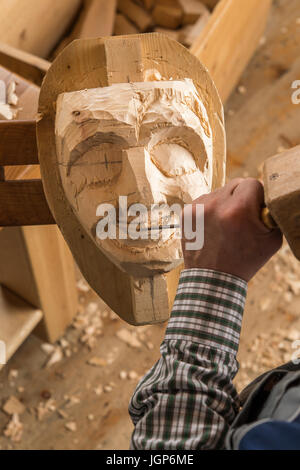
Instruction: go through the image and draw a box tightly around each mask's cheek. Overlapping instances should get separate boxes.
[61,168,117,236]
[174,171,210,204]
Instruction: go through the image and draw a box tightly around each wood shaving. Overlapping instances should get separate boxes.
[260,297,271,312]
[287,279,300,295]
[45,347,63,368]
[76,278,90,293]
[119,370,128,380]
[41,343,56,355]
[64,396,80,408]
[59,338,69,349]
[116,328,142,348]
[94,385,103,396]
[87,357,107,367]
[0,80,19,120]
[65,421,77,432]
[36,399,56,421]
[238,85,247,95]
[57,409,68,419]
[0,80,6,103]
[7,81,18,106]
[8,369,18,381]
[128,371,138,380]
[109,311,118,321]
[86,302,99,315]
[3,414,23,442]
[0,103,14,120]
[3,396,25,416]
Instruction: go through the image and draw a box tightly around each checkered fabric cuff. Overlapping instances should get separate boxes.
[165,268,247,355]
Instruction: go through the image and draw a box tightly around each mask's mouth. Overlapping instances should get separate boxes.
[95,207,181,253]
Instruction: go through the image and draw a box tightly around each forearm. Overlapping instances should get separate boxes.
[129,268,247,450]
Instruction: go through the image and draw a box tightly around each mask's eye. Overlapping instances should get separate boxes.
[67,142,123,195]
[150,143,197,177]
[148,127,209,177]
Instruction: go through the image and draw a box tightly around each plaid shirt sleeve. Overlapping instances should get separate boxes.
[129,268,247,450]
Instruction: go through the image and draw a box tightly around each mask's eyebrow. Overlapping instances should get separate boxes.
[65,132,128,176]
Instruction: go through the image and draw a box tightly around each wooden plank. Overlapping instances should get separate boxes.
[54,0,117,57]
[0,285,43,368]
[263,145,300,260]
[0,65,78,344]
[200,0,219,10]
[152,2,183,29]
[179,6,210,47]
[22,225,78,342]
[118,0,153,31]
[178,0,209,25]
[0,0,81,58]
[79,0,117,38]
[191,0,272,102]
[0,42,50,86]
[0,180,54,226]
[114,14,139,35]
[0,120,38,166]
[0,66,40,182]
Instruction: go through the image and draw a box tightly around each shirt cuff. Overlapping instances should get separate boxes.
[165,268,247,355]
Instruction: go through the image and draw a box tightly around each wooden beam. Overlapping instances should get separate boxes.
[0,65,77,344]
[118,0,153,31]
[0,180,54,226]
[79,0,117,38]
[191,0,272,102]
[0,285,43,368]
[114,14,139,35]
[0,120,38,166]
[0,42,50,86]
[54,0,117,57]
[0,0,81,58]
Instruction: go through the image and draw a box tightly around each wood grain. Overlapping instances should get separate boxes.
[37,34,225,325]
[53,0,117,58]
[0,285,42,367]
[264,145,300,260]
[0,0,81,58]
[0,42,49,86]
[191,0,272,102]
[0,65,77,343]
[0,180,54,226]
[0,120,38,166]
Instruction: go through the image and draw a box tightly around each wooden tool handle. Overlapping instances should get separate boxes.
[261,207,277,230]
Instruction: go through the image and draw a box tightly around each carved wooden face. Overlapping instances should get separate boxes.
[55,79,213,276]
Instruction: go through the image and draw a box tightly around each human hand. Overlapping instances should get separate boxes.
[181,178,283,282]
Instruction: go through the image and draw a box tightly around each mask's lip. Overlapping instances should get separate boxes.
[96,223,180,254]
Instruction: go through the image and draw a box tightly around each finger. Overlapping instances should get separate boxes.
[232,178,265,209]
[196,178,245,203]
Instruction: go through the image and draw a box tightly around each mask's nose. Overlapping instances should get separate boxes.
[119,147,164,206]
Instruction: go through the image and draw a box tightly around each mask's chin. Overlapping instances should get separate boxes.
[95,236,183,277]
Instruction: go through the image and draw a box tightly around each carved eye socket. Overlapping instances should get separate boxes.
[68,143,123,194]
[148,127,209,178]
[150,143,197,177]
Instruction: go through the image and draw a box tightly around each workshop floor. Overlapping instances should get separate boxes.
[1,0,300,450]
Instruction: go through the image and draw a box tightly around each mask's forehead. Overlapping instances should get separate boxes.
[55,79,213,168]
[56,79,208,129]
